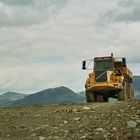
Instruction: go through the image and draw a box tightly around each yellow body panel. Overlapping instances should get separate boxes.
[86,71,124,92]
[87,82,123,92]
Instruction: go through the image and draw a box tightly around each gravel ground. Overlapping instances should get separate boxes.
[0,101,140,140]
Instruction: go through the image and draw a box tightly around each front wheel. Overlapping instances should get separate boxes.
[85,90,95,102]
[96,95,104,102]
[96,94,108,102]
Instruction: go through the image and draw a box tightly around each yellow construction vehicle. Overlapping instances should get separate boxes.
[82,53,134,102]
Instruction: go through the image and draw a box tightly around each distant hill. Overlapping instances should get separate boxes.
[133,76,140,99]
[0,92,27,107]
[11,87,85,107]
[0,92,27,101]
[77,91,85,98]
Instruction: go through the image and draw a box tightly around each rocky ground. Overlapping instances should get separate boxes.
[0,101,140,140]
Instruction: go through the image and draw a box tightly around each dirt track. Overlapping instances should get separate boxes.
[0,101,140,140]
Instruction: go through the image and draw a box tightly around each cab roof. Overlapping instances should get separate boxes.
[94,56,115,61]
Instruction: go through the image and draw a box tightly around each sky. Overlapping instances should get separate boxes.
[0,0,140,94]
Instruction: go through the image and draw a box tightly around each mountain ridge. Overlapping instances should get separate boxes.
[10,86,85,107]
[0,92,27,107]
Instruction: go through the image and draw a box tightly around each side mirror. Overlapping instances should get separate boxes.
[82,61,86,70]
[122,58,126,66]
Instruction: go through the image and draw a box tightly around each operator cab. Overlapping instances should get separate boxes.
[94,57,114,72]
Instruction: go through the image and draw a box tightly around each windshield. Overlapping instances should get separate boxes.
[94,59,114,71]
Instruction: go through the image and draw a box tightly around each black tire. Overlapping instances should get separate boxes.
[129,84,134,100]
[118,81,127,101]
[103,96,109,102]
[131,87,134,99]
[85,90,95,102]
[118,89,126,101]
[96,94,104,102]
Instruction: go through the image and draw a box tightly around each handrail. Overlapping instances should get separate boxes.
[96,71,106,80]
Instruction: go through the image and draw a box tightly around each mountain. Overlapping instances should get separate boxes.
[0,92,27,107]
[133,76,140,99]
[77,91,85,98]
[133,76,140,91]
[0,92,27,101]
[11,87,85,107]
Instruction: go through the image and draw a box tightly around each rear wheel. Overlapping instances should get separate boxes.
[130,86,134,100]
[118,89,126,101]
[118,81,127,101]
[128,83,134,101]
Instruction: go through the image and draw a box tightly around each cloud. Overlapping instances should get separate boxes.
[103,0,140,22]
[0,0,139,93]
[0,0,68,27]
[0,0,33,6]
[0,62,87,94]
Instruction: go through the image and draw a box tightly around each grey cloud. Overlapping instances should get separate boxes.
[118,0,133,7]
[0,0,68,27]
[0,0,67,6]
[103,0,140,22]
[0,0,33,6]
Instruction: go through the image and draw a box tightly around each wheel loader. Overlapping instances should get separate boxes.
[82,53,134,102]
